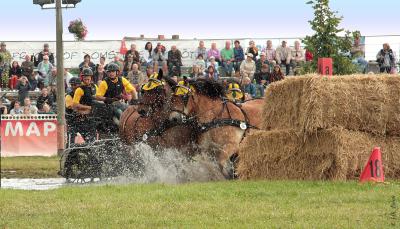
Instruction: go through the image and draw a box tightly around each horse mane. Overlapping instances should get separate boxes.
[191,79,225,99]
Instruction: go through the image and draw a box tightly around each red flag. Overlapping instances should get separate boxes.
[119,38,128,55]
[359,147,385,183]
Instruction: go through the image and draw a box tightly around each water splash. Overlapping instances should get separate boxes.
[107,142,226,184]
[1,142,226,190]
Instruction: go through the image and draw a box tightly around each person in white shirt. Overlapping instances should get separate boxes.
[276,40,292,76]
[290,41,305,75]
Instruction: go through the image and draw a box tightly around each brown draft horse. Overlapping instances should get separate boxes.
[119,71,197,153]
[169,79,264,177]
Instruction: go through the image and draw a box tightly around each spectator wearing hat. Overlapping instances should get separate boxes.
[0,42,12,89]
[256,52,270,73]
[207,43,221,64]
[221,41,235,77]
[167,45,183,76]
[246,40,258,62]
[276,40,292,76]
[233,40,245,71]
[240,53,256,80]
[36,43,55,67]
[37,55,53,89]
[290,41,305,75]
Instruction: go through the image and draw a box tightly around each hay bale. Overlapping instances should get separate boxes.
[238,129,400,180]
[262,74,400,136]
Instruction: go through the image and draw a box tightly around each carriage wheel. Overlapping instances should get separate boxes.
[63,149,100,183]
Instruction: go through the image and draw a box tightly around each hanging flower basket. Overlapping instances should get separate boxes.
[68,19,88,41]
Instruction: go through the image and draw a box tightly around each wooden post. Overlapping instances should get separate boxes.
[55,0,65,156]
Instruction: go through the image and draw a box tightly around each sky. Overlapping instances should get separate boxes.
[2,0,400,41]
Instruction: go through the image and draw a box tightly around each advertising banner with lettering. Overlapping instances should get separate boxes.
[5,39,232,68]
[0,115,57,157]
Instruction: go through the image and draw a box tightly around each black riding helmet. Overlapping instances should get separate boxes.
[107,63,120,72]
[69,77,81,85]
[81,68,94,76]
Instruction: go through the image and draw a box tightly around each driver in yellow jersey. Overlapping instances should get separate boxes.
[71,68,98,143]
[95,63,138,119]
[72,68,98,115]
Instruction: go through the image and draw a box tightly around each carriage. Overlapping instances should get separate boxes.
[58,101,143,183]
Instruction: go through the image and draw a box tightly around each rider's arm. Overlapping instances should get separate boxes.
[95,80,108,101]
[65,94,73,109]
[72,88,92,111]
[121,77,138,100]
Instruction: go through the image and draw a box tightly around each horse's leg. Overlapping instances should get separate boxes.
[214,127,245,179]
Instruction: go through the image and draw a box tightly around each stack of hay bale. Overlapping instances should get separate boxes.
[238,75,400,180]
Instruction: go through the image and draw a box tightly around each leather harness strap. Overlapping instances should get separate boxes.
[198,118,257,134]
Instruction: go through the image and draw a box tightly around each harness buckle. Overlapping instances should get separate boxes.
[142,134,148,141]
[240,122,247,130]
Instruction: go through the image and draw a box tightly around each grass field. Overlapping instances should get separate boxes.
[1,156,60,178]
[0,180,399,228]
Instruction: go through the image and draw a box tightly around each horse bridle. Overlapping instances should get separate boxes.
[181,90,257,140]
[139,85,167,117]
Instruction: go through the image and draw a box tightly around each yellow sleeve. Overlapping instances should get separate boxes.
[72,88,84,104]
[96,81,108,97]
[65,95,73,108]
[122,77,136,94]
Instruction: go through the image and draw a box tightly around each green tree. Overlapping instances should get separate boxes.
[302,0,358,75]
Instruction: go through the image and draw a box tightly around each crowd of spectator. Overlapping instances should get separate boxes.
[0,38,398,117]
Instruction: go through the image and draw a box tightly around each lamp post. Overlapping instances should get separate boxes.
[33,0,81,156]
[55,0,65,156]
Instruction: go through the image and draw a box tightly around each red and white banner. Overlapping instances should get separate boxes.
[1,115,57,157]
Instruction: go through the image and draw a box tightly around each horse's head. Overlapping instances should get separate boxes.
[169,79,225,122]
[139,69,174,118]
[119,106,156,144]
